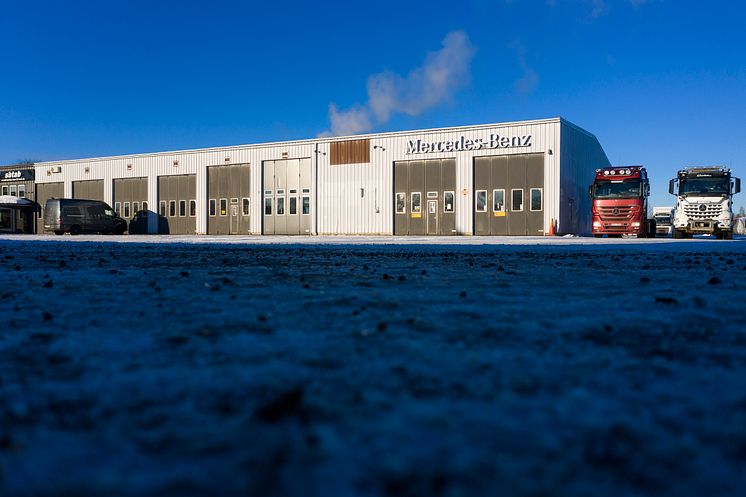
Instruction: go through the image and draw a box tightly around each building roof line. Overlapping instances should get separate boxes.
[35,117,571,166]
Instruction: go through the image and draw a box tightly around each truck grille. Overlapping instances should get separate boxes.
[683,203,723,220]
[598,205,634,221]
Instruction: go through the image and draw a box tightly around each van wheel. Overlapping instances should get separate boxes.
[114,226,126,235]
[69,225,81,236]
[54,230,64,236]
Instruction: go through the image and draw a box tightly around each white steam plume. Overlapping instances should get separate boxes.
[320,31,475,137]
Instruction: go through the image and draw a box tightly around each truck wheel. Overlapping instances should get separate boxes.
[115,226,126,235]
[673,230,684,239]
[593,234,603,238]
[69,225,81,236]
[724,231,733,240]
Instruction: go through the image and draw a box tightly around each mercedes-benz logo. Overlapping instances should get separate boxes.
[612,208,620,215]
[699,204,707,212]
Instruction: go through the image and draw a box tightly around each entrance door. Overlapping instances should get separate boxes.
[427,199,438,235]
[230,200,239,234]
[263,158,312,235]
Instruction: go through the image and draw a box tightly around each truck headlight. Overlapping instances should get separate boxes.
[632,222,640,227]
[593,221,601,227]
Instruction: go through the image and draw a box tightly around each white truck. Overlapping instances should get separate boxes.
[669,166,741,239]
[652,206,674,237]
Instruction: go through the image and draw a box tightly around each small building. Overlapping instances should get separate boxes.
[0,165,37,233]
[31,117,609,236]
[0,196,36,234]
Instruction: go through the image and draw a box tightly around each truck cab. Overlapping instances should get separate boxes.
[669,167,740,239]
[589,166,654,237]
[653,206,674,237]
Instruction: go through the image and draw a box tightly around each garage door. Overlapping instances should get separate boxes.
[474,153,544,236]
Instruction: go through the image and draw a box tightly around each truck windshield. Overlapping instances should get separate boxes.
[593,180,642,199]
[654,215,671,225]
[679,177,729,196]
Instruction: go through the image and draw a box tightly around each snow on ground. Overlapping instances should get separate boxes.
[1,236,745,496]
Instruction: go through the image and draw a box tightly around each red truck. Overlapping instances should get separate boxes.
[588,166,656,237]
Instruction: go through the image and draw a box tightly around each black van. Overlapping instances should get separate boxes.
[44,198,128,235]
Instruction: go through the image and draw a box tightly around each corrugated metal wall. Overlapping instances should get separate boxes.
[34,118,584,235]
[559,121,611,235]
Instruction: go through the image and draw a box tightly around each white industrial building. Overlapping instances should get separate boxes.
[32,117,609,236]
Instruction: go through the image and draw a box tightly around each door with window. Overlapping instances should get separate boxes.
[394,158,456,235]
[262,158,312,235]
[427,198,438,234]
[473,153,544,235]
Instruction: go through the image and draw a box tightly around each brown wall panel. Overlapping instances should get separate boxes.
[330,139,370,165]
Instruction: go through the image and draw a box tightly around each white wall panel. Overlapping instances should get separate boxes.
[559,120,611,235]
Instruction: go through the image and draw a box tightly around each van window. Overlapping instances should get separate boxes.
[62,206,82,216]
[87,204,105,218]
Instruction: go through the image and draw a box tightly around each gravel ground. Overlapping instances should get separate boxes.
[1,237,745,497]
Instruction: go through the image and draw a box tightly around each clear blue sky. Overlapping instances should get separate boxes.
[1,0,745,210]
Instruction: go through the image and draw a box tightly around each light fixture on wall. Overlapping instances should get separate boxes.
[547,149,553,155]
[173,160,179,167]
[224,157,231,163]
[84,167,90,174]
[373,145,386,151]
[127,164,133,171]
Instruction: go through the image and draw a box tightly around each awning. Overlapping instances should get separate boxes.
[0,195,35,207]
